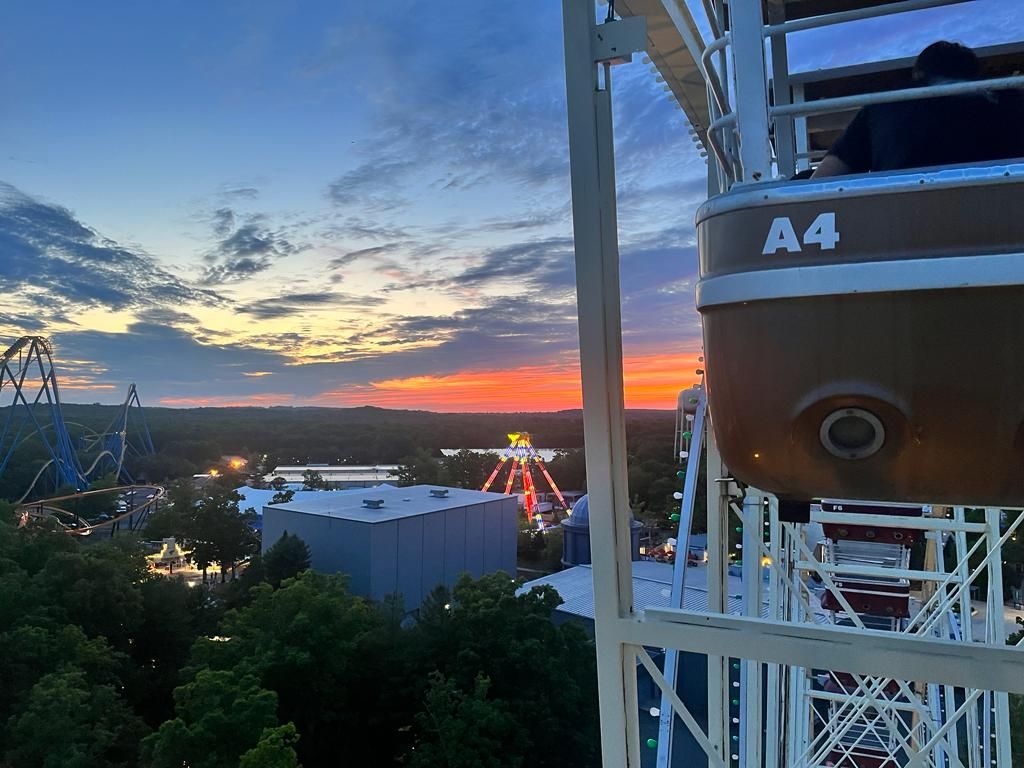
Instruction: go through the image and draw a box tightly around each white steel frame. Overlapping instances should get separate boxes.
[561,1,1024,766]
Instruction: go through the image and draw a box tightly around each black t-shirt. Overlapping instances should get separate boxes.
[829,89,1024,173]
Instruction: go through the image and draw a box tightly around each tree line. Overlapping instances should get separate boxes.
[0,502,600,767]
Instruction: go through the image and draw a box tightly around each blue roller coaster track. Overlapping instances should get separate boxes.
[0,336,155,500]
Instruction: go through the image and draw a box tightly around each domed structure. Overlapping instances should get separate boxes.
[561,494,642,566]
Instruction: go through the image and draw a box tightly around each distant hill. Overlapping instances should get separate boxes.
[53,403,675,466]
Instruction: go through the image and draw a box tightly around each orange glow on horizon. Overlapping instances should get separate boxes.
[155,351,702,411]
[317,350,702,411]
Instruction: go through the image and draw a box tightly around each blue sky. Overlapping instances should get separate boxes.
[0,0,1020,410]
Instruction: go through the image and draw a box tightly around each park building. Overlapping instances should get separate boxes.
[264,464,400,488]
[260,484,517,611]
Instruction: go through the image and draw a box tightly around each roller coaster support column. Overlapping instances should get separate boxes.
[562,1,646,764]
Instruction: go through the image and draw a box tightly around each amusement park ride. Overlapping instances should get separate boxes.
[0,336,160,533]
[481,432,571,526]
[560,1,1024,767]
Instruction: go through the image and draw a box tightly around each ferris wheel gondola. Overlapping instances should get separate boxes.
[697,161,1024,505]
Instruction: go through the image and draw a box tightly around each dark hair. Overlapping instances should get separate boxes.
[913,41,979,82]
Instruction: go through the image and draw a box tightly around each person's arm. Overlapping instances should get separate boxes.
[810,153,853,178]
[811,107,872,178]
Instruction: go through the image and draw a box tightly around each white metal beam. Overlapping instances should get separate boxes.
[561,1,646,764]
[630,611,1024,694]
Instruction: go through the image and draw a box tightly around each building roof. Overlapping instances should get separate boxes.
[520,561,750,620]
[519,561,831,624]
[234,485,395,516]
[271,465,401,472]
[265,484,515,523]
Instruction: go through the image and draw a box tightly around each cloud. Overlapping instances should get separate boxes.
[312,4,575,219]
[327,243,402,271]
[210,207,236,237]
[457,238,575,289]
[52,323,292,398]
[326,158,417,211]
[200,214,304,284]
[219,186,260,201]
[236,291,386,320]
[134,307,198,326]
[0,182,216,316]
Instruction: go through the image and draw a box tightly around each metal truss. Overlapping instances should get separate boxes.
[560,2,1024,766]
[0,337,155,500]
[0,336,86,494]
[81,382,156,483]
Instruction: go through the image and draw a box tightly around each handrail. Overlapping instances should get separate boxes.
[662,0,730,118]
[700,0,721,40]
[763,0,968,37]
[773,74,1024,118]
[709,111,736,132]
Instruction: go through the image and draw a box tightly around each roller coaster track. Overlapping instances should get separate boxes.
[0,337,155,500]
[0,336,84,490]
[16,484,166,537]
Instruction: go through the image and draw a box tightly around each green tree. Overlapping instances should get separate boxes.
[397,448,446,486]
[301,470,327,490]
[409,672,523,768]
[0,497,16,526]
[4,669,148,768]
[441,450,499,490]
[270,476,289,492]
[35,541,148,651]
[128,451,197,484]
[517,530,546,564]
[129,576,222,725]
[546,449,586,492]
[141,670,281,768]
[270,489,295,504]
[183,487,256,582]
[187,572,410,766]
[167,477,196,511]
[262,532,311,588]
[239,723,301,768]
[1011,693,1024,765]
[0,624,126,728]
[409,573,600,767]
[145,478,196,539]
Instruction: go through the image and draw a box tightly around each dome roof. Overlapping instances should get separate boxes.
[566,494,590,525]
[563,495,640,528]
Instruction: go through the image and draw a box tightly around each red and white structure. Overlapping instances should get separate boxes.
[480,432,571,526]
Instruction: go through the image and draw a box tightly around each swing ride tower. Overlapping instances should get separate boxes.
[481,432,571,525]
[560,0,1024,766]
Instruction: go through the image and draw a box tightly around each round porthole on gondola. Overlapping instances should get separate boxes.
[819,408,886,460]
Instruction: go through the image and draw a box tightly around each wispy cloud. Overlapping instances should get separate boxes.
[0,182,217,314]
[200,212,304,284]
[236,291,386,320]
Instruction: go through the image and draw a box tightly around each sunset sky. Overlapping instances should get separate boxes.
[0,1,1020,411]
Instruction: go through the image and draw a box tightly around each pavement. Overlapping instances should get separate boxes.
[969,599,1024,640]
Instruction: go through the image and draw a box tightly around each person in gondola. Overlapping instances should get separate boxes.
[812,41,1024,177]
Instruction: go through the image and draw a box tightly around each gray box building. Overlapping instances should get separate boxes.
[261,485,518,609]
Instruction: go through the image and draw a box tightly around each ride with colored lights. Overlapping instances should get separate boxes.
[480,432,570,527]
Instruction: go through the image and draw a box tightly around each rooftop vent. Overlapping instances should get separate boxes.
[362,498,385,509]
[428,488,450,498]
